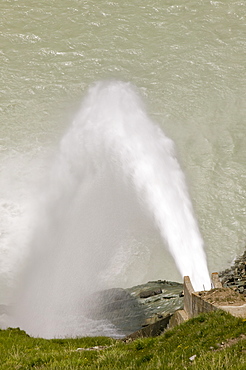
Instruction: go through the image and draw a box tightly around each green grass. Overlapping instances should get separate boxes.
[0,310,245,369]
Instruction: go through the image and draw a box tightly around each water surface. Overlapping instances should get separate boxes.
[1,0,246,305]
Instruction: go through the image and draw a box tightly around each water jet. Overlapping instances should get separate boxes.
[9,80,211,338]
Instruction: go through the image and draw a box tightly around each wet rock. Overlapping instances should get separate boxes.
[84,280,184,337]
[139,289,162,298]
[84,288,145,335]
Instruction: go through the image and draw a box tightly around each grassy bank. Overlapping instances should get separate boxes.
[0,310,245,369]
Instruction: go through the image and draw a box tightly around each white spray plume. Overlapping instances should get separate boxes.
[9,80,210,338]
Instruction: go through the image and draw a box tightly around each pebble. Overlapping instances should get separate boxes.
[189,354,197,361]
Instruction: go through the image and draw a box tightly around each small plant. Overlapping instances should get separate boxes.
[135,340,145,350]
[140,354,153,363]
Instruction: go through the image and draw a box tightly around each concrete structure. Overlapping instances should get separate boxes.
[169,272,246,329]
[125,272,246,338]
[126,314,172,340]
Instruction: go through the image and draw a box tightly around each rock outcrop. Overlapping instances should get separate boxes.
[219,250,246,296]
[85,280,184,337]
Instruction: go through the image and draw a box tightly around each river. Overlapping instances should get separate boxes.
[0,0,245,307]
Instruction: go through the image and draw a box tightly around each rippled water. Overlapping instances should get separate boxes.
[0,0,246,306]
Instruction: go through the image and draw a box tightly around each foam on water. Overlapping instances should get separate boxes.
[7,80,210,338]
